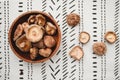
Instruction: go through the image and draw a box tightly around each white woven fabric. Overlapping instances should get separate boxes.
[0,0,120,80]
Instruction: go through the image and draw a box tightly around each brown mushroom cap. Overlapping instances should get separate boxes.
[45,22,57,35]
[105,31,117,44]
[93,42,107,56]
[79,32,90,44]
[66,13,80,26]
[16,34,31,52]
[32,39,46,49]
[30,47,38,60]
[26,24,44,43]
[22,22,29,33]
[35,14,46,26]
[44,36,56,48]
[14,24,23,41]
[69,46,84,60]
[28,15,36,24]
[39,48,52,57]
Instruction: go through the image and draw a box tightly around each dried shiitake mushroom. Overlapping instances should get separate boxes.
[39,48,52,57]
[44,36,56,48]
[22,22,29,33]
[69,46,84,60]
[79,32,90,44]
[26,24,44,43]
[105,31,117,44]
[16,34,31,52]
[45,22,57,35]
[35,14,46,26]
[14,24,23,41]
[33,39,46,49]
[66,13,80,26]
[30,47,38,60]
[28,15,36,24]
[93,42,107,56]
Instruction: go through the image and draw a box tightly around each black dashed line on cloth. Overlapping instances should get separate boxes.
[4,1,7,79]
[54,69,60,76]
[51,0,55,5]
[41,0,47,79]
[79,0,84,79]
[92,0,98,79]
[56,50,61,55]
[18,2,23,12]
[51,73,56,79]
[114,0,120,79]
[7,1,10,79]
[78,0,81,79]
[0,1,2,78]
[61,5,68,78]
[18,1,24,80]
[103,0,107,79]
[49,6,53,11]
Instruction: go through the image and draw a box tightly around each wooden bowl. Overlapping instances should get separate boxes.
[8,11,61,63]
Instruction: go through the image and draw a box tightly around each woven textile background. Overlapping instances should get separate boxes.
[0,0,120,80]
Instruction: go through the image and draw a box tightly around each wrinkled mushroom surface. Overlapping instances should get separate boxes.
[30,47,38,60]
[93,42,107,56]
[35,14,46,26]
[26,24,44,43]
[14,24,23,41]
[79,32,90,44]
[44,36,56,48]
[16,34,31,52]
[105,31,117,44]
[69,46,84,60]
[45,22,57,35]
[39,48,52,57]
[67,13,80,26]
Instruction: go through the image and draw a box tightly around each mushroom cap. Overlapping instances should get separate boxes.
[79,32,90,44]
[39,48,52,57]
[105,31,117,44]
[28,15,36,24]
[16,34,31,52]
[26,24,44,43]
[14,24,23,41]
[45,22,57,35]
[22,22,30,33]
[30,47,38,60]
[93,42,107,56]
[35,14,46,26]
[66,13,80,26]
[32,39,46,49]
[44,36,56,48]
[69,46,84,60]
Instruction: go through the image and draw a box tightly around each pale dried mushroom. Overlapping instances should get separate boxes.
[79,32,90,44]
[67,13,80,26]
[69,46,84,60]
[26,24,44,43]
[45,22,57,35]
[33,39,46,49]
[39,48,52,57]
[16,34,31,52]
[30,47,38,60]
[93,42,107,56]
[22,22,29,33]
[14,24,23,41]
[35,14,46,26]
[44,36,56,48]
[28,15,36,24]
[105,31,117,44]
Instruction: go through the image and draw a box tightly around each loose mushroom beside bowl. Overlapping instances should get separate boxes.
[9,11,61,63]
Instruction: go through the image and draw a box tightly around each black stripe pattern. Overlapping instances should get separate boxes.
[114,0,120,80]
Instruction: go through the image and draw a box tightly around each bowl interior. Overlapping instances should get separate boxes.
[9,11,61,63]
